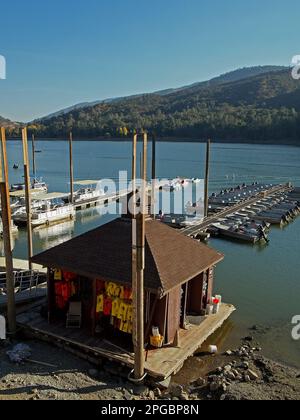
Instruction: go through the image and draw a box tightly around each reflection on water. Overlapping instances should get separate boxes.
[173,320,235,384]
[34,220,75,251]
[0,235,17,257]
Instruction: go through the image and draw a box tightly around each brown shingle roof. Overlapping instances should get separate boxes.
[32,218,224,296]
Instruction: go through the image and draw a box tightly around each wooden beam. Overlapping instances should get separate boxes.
[32,134,36,180]
[134,132,147,380]
[22,127,33,270]
[204,139,211,217]
[132,133,138,351]
[145,296,159,341]
[0,127,16,335]
[151,134,156,219]
[69,132,74,204]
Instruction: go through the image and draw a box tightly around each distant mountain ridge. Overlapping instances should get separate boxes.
[2,65,300,145]
[0,115,19,132]
[37,65,287,120]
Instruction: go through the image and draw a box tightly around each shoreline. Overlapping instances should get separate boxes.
[1,333,299,401]
[6,137,300,147]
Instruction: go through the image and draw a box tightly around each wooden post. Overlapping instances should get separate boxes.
[0,127,16,335]
[32,134,36,180]
[132,133,138,355]
[204,139,211,217]
[22,128,33,270]
[151,134,156,219]
[69,132,74,204]
[134,132,147,380]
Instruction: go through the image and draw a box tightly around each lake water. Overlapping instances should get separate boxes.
[4,140,300,369]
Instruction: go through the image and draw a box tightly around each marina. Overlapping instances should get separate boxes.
[179,183,299,243]
[1,138,300,378]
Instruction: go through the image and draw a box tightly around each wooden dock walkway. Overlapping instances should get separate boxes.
[73,189,129,211]
[0,286,47,309]
[0,257,47,273]
[16,303,235,380]
[181,184,292,237]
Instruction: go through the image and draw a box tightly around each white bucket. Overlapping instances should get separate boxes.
[213,303,220,314]
[209,345,218,354]
[152,327,160,337]
[206,305,214,315]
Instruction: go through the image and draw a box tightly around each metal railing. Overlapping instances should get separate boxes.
[0,270,46,300]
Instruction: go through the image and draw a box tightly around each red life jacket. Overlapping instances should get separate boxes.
[63,271,77,282]
[103,297,112,316]
[55,282,62,296]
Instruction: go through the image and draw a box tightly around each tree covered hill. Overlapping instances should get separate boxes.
[4,66,300,145]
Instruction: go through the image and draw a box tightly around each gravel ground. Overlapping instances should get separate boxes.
[0,339,131,400]
[1,336,300,401]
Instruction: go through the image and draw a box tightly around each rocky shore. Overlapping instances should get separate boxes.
[1,336,299,401]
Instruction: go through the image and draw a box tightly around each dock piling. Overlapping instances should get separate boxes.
[69,132,74,204]
[0,127,17,335]
[204,139,211,218]
[22,127,33,270]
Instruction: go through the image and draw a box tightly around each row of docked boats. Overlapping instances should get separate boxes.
[208,182,278,212]
[4,178,126,229]
[5,179,106,229]
[206,188,300,244]
[159,177,201,192]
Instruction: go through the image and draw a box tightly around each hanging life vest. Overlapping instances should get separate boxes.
[54,269,62,281]
[96,294,104,313]
[111,299,120,317]
[103,297,112,316]
[126,305,133,323]
[117,302,128,322]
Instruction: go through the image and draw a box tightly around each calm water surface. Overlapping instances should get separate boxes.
[4,140,300,368]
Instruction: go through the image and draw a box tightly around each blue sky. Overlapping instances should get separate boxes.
[0,0,299,122]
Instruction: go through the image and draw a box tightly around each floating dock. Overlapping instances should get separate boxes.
[16,303,235,380]
[73,189,129,211]
[181,183,296,238]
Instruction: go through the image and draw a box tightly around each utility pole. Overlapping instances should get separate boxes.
[32,134,36,180]
[22,128,33,270]
[131,132,147,381]
[204,139,211,218]
[0,127,16,335]
[69,132,74,204]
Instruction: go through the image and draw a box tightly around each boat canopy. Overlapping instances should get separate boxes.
[10,189,45,198]
[32,192,69,201]
[73,180,100,186]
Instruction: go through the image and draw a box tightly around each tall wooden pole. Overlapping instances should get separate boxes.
[134,132,147,380]
[22,128,33,270]
[151,134,156,219]
[69,132,74,204]
[32,134,36,180]
[131,133,138,372]
[0,127,16,335]
[204,139,211,218]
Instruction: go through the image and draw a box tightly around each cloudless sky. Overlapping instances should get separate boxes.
[0,0,299,121]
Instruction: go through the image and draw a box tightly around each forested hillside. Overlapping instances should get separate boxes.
[4,66,300,145]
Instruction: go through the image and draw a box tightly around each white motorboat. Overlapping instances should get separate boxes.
[14,203,75,228]
[10,177,48,193]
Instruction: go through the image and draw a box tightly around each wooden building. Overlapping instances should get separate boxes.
[31,216,223,344]
[16,215,235,379]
